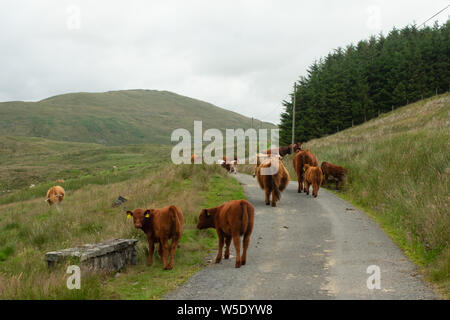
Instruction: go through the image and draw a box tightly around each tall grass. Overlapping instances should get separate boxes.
[0,163,245,299]
[303,94,449,297]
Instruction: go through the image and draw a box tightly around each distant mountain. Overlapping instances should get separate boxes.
[0,90,275,145]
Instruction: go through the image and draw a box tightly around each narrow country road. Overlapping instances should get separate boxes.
[165,173,438,300]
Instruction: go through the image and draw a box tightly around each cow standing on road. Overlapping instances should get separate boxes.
[256,157,290,207]
[303,164,323,198]
[293,149,318,193]
[197,200,254,268]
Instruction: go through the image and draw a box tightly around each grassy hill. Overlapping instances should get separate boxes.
[289,93,449,297]
[0,135,172,198]
[0,90,275,146]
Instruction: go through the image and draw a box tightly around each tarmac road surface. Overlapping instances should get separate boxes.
[165,173,438,300]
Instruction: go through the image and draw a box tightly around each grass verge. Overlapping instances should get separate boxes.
[0,163,245,299]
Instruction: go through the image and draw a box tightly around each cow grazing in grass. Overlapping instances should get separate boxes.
[293,149,319,193]
[56,179,65,183]
[45,186,65,205]
[321,161,347,190]
[256,157,290,207]
[303,164,323,197]
[218,156,238,174]
[126,205,184,270]
[197,200,254,268]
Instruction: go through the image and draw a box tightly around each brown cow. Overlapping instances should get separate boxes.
[262,144,292,157]
[126,205,184,270]
[303,164,323,197]
[45,186,65,205]
[56,179,65,183]
[197,200,254,268]
[293,142,303,152]
[293,149,319,193]
[256,158,290,207]
[252,153,282,178]
[321,161,347,189]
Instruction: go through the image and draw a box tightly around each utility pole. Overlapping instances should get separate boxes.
[251,117,253,129]
[291,82,296,153]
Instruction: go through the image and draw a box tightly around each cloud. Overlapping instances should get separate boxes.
[0,0,448,123]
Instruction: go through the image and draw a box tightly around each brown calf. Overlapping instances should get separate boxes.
[256,158,290,207]
[45,186,65,205]
[293,149,319,193]
[321,161,347,189]
[303,164,323,197]
[197,200,254,268]
[126,205,184,270]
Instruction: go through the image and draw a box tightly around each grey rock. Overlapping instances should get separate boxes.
[45,238,138,272]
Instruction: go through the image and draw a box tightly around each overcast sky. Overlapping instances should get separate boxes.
[0,1,448,124]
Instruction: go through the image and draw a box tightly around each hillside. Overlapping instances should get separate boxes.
[300,94,449,296]
[0,135,172,200]
[0,90,275,145]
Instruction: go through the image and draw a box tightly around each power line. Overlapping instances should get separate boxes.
[419,4,449,28]
[256,105,282,121]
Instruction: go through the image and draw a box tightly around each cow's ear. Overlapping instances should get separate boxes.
[144,209,151,218]
[126,211,133,219]
[202,209,209,216]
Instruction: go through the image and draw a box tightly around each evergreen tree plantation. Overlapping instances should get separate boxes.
[280,22,450,143]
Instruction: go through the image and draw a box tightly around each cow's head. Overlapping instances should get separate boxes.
[126,208,151,229]
[197,208,215,229]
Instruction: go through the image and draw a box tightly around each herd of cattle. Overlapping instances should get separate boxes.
[43,143,346,270]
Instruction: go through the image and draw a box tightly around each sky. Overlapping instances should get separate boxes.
[0,1,448,124]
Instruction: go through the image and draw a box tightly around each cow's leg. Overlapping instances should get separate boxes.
[224,236,232,259]
[297,175,303,193]
[161,237,170,270]
[147,239,155,266]
[215,230,225,263]
[271,188,277,207]
[158,240,163,257]
[232,234,242,268]
[241,234,250,266]
[335,179,339,190]
[304,182,310,195]
[324,174,328,188]
[265,188,270,206]
[167,236,180,270]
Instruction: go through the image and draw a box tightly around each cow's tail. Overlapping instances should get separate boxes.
[240,201,249,235]
[168,205,182,235]
[271,173,281,202]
